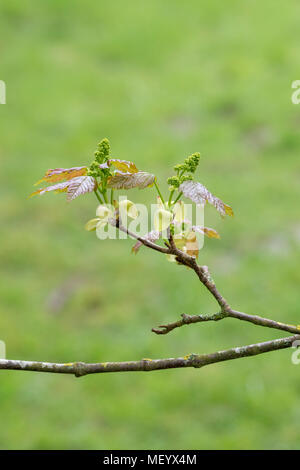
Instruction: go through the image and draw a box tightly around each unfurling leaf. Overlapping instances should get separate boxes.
[96,204,114,221]
[154,208,173,232]
[29,180,72,197]
[132,230,160,254]
[222,204,234,217]
[185,231,199,258]
[86,205,116,233]
[179,180,234,217]
[35,166,87,185]
[192,226,220,239]
[173,235,186,250]
[107,171,155,190]
[109,159,138,174]
[30,176,96,200]
[85,218,100,232]
[118,199,139,219]
[132,241,142,254]
[67,176,97,201]
[173,201,186,225]
[173,231,199,257]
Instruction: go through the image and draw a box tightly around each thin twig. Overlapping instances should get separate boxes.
[152,239,300,337]
[117,221,170,255]
[153,310,300,336]
[227,308,300,335]
[152,312,227,335]
[0,335,298,376]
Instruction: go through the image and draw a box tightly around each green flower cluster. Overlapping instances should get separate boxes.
[167,152,201,192]
[95,138,110,163]
[87,138,111,178]
[167,174,192,190]
[182,152,201,173]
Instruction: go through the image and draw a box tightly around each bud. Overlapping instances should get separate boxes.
[173,201,185,224]
[96,204,114,227]
[118,199,139,220]
[85,218,100,232]
[154,208,173,232]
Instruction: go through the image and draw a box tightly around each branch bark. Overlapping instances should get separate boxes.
[152,311,227,335]
[0,335,298,377]
[153,235,300,337]
[152,310,300,336]
[2,221,298,376]
[116,221,169,254]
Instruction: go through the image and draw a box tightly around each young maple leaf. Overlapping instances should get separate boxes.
[107,171,155,190]
[109,159,138,174]
[179,180,234,217]
[35,167,88,185]
[30,176,96,201]
[191,226,220,239]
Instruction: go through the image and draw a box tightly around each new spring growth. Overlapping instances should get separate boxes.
[95,138,110,163]
[87,138,111,178]
[31,138,233,259]
[22,138,299,378]
[167,152,201,192]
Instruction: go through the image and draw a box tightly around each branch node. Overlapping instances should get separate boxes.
[181,313,191,323]
[142,358,154,371]
[74,362,87,377]
[185,353,202,368]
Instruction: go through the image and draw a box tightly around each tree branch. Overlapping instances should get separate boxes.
[0,335,298,376]
[152,237,300,337]
[227,308,300,335]
[152,309,300,336]
[4,222,296,377]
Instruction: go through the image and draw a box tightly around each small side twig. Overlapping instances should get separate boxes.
[152,240,300,337]
[153,309,300,336]
[152,311,227,335]
[117,221,170,255]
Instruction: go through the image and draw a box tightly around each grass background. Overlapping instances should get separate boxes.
[0,0,300,449]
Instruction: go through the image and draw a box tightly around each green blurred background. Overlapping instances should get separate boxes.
[0,0,300,450]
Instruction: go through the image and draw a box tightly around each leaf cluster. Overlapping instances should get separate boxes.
[30,138,233,259]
